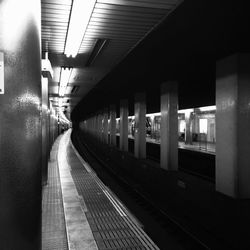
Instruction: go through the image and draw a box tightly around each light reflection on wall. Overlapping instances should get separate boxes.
[13,91,40,110]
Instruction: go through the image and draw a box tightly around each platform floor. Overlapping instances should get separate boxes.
[42,135,68,250]
[126,134,215,155]
[42,130,160,250]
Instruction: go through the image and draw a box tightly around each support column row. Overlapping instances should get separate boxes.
[81,53,250,199]
[82,85,179,172]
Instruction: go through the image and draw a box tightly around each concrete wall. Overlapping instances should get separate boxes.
[0,0,42,248]
[42,77,49,185]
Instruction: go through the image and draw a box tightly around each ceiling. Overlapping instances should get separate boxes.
[41,0,183,118]
[70,0,244,122]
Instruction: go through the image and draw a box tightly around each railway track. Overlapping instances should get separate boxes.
[72,132,212,250]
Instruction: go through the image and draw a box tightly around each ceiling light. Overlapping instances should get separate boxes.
[59,67,72,97]
[64,0,96,57]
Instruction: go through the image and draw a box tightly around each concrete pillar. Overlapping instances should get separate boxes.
[91,118,93,134]
[89,118,91,134]
[94,115,98,137]
[89,117,91,133]
[88,118,90,133]
[49,103,54,148]
[89,117,92,134]
[91,117,94,134]
[160,82,178,170]
[85,119,87,132]
[216,54,250,198]
[0,0,42,248]
[193,108,200,136]
[185,110,193,144]
[95,115,97,136]
[97,113,102,140]
[50,108,56,145]
[86,119,89,133]
[100,112,104,142]
[84,119,87,131]
[110,104,116,146]
[103,108,109,144]
[42,76,49,185]
[120,99,128,151]
[134,93,146,158]
[56,116,58,135]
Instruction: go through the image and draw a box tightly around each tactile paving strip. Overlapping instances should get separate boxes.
[42,139,68,250]
[68,143,159,250]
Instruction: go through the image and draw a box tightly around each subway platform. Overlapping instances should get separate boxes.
[42,129,159,250]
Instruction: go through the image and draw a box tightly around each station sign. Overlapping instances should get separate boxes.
[0,52,4,94]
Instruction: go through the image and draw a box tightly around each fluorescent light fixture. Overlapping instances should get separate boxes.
[199,105,216,112]
[64,0,96,57]
[59,67,72,97]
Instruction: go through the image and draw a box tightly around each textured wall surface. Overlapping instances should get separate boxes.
[0,0,42,249]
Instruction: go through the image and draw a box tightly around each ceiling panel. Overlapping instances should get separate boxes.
[41,0,183,118]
